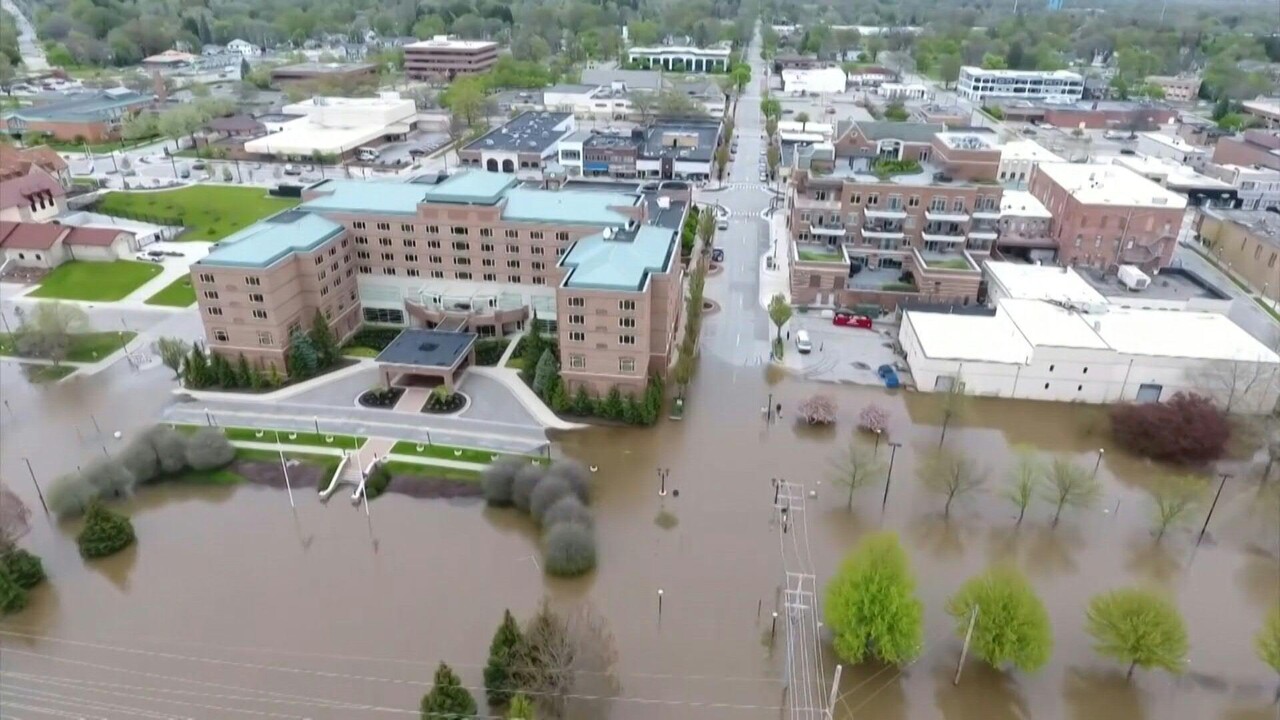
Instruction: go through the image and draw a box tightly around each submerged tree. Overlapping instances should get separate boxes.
[1257,603,1280,681]
[485,610,524,707]
[917,447,986,518]
[824,531,923,665]
[1085,588,1188,679]
[419,662,476,720]
[1005,448,1042,526]
[1149,475,1205,542]
[1043,458,1101,527]
[946,566,1053,673]
[830,437,883,511]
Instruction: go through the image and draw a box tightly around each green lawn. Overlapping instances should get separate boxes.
[798,249,844,263]
[39,136,159,154]
[144,276,196,307]
[1,331,136,362]
[28,261,163,301]
[219,427,365,448]
[390,441,503,465]
[20,364,76,384]
[95,185,301,242]
[342,346,380,358]
[926,259,972,270]
[383,460,481,482]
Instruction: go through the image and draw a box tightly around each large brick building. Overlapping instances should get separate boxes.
[191,172,687,396]
[404,36,499,81]
[2,89,153,143]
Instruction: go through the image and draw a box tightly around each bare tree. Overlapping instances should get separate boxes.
[0,486,31,551]
[917,448,986,518]
[1150,475,1205,542]
[937,376,969,447]
[1005,447,1043,526]
[1197,355,1280,414]
[830,438,883,511]
[152,337,189,380]
[518,599,619,717]
[13,302,88,366]
[1042,458,1101,527]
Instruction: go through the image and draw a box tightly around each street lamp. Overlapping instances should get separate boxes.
[657,467,670,497]
[1197,472,1232,545]
[882,442,903,510]
[1091,447,1105,482]
[204,407,213,426]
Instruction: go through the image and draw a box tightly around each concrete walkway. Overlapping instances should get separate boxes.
[467,366,585,431]
[760,208,791,309]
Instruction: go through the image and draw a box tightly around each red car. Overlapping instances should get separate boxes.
[832,313,873,329]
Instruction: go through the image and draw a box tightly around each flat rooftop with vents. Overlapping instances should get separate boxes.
[1034,162,1188,209]
[375,328,477,391]
[463,111,575,154]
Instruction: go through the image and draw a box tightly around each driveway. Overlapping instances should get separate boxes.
[784,313,900,385]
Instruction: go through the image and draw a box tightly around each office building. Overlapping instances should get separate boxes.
[626,45,731,73]
[1201,163,1280,211]
[556,120,722,181]
[1195,207,1280,304]
[404,36,499,81]
[2,88,152,142]
[955,67,1084,104]
[1144,75,1202,103]
[1212,129,1280,171]
[1241,98,1280,129]
[242,93,417,159]
[190,172,688,397]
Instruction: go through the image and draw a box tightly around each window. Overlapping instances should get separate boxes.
[557,246,568,257]
[569,354,585,369]
[556,231,569,241]
[431,270,445,279]
[249,293,264,303]
[952,198,965,213]
[507,259,521,269]
[508,275,521,283]
[429,255,443,264]
[203,290,219,300]
[480,228,494,237]
[619,357,636,373]
[401,223,414,233]
[452,241,470,252]
[198,273,214,283]
[405,254,418,263]
[352,221,366,230]
[482,258,495,267]
[619,299,636,311]
[457,271,472,280]
[383,267,397,276]
[450,226,468,236]
[532,277,546,285]
[483,273,497,281]
[506,243,520,254]
[355,236,368,245]
[529,231,544,240]
[424,225,439,234]
[619,334,636,345]
[359,265,372,274]
[378,238,392,247]
[850,193,861,204]
[245,276,261,286]
[363,307,405,324]
[376,222,390,231]
[867,193,879,206]
[252,309,268,320]
[315,255,324,265]
[531,246,545,256]
[403,239,416,248]
[569,314,585,325]
[341,239,349,248]
[569,331,585,342]
[481,243,495,253]
[908,195,920,208]
[331,261,339,271]
[381,252,395,261]
[568,297,585,307]
[357,250,371,260]
[427,240,441,249]
[619,317,636,328]
[531,261,545,271]
[407,268,420,277]
[505,229,519,239]
[258,331,273,346]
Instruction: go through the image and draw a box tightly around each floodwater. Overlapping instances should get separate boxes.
[1,348,1278,720]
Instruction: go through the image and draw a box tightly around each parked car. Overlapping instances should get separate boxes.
[795,330,813,354]
[178,167,190,179]
[135,250,165,263]
[832,312,873,329]
[711,247,725,262]
[283,164,301,175]
[192,161,206,170]
[716,219,728,231]
[877,364,901,389]
[1118,148,1136,155]
[408,147,428,157]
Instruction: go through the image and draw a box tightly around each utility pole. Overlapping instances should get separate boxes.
[23,458,48,515]
[824,665,843,719]
[954,604,979,684]
[275,430,294,508]
[1197,472,1231,545]
[882,442,902,510]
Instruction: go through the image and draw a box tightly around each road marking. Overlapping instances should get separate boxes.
[736,332,741,348]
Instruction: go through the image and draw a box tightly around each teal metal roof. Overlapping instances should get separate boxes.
[198,210,344,268]
[501,188,638,226]
[3,90,151,123]
[560,225,676,291]
[300,180,429,215]
[422,172,518,204]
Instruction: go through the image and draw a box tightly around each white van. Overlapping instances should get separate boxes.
[357,146,380,161]
[795,330,812,354]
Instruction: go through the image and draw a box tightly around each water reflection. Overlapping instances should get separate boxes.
[1063,667,1148,720]
[931,662,1032,720]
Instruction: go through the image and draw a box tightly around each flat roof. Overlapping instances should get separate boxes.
[4,89,150,122]
[961,66,1082,80]
[983,261,1105,304]
[1203,207,1280,250]
[1035,162,1188,209]
[1000,299,1110,349]
[271,62,376,75]
[628,45,731,56]
[853,121,943,143]
[905,310,1033,365]
[302,180,430,215]
[1076,266,1228,302]
[464,111,574,154]
[641,120,720,162]
[999,139,1063,163]
[375,329,476,368]
[936,131,998,150]
[1094,308,1279,362]
[560,225,676,291]
[199,210,344,268]
[404,36,496,50]
[1000,189,1052,219]
[502,187,637,225]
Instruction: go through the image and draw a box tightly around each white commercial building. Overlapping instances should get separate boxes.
[542,83,634,120]
[878,83,928,100]
[780,67,847,95]
[900,297,1280,412]
[226,39,260,57]
[777,120,835,142]
[1203,163,1280,211]
[1135,132,1206,168]
[998,139,1064,186]
[956,67,1084,104]
[627,45,730,72]
[243,93,416,158]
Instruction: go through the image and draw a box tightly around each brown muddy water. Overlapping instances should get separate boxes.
[0,356,1277,720]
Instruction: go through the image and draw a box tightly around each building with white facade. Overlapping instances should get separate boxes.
[780,67,847,95]
[1135,132,1206,168]
[242,93,416,158]
[627,45,730,72]
[998,139,1064,187]
[900,296,1279,412]
[226,39,260,57]
[878,83,928,100]
[1202,163,1280,211]
[956,67,1084,104]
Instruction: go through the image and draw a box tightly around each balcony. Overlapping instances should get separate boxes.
[968,229,999,242]
[809,223,846,237]
[922,232,966,244]
[794,194,841,211]
[912,247,979,272]
[864,207,907,220]
[971,208,1001,220]
[925,209,970,223]
[792,240,850,266]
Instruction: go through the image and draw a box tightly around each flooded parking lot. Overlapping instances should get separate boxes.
[1,325,1278,719]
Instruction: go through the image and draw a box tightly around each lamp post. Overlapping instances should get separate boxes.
[203,407,213,427]
[657,467,670,497]
[274,430,295,508]
[23,458,48,515]
[1197,472,1232,545]
[882,442,902,510]
[1091,447,1105,482]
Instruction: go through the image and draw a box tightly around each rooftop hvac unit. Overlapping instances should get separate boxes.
[1117,264,1150,291]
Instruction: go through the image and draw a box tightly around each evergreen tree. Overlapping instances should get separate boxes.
[268,364,283,388]
[484,610,523,706]
[308,310,339,368]
[420,662,477,720]
[235,354,253,388]
[601,387,624,420]
[212,353,237,387]
[286,330,320,379]
[520,317,545,384]
[506,694,534,719]
[622,395,644,425]
[547,378,569,413]
[0,567,27,615]
[184,343,210,388]
[532,348,557,398]
[571,385,592,416]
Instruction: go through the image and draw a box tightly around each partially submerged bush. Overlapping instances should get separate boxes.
[546,459,590,505]
[185,428,236,471]
[529,475,573,524]
[0,549,45,589]
[543,495,594,529]
[543,522,597,577]
[82,459,137,500]
[364,462,391,499]
[1111,392,1229,465]
[146,425,191,475]
[799,394,837,425]
[511,463,546,513]
[46,472,98,519]
[76,503,136,559]
[0,568,27,615]
[119,436,160,483]
[857,404,889,434]
[481,457,524,507]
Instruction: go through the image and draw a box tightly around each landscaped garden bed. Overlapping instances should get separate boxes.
[359,386,405,408]
[421,387,467,414]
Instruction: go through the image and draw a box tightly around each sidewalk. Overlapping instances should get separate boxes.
[467,366,586,431]
[759,207,791,309]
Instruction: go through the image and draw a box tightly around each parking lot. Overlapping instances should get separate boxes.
[784,310,904,386]
[369,130,450,167]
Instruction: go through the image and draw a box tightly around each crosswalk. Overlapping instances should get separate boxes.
[720,181,770,191]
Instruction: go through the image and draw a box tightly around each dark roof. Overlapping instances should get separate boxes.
[207,114,264,133]
[463,111,575,154]
[64,225,132,246]
[641,120,721,163]
[375,329,476,368]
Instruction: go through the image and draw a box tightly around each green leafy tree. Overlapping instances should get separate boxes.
[767,294,792,345]
[0,567,27,615]
[1006,448,1042,525]
[831,438,883,511]
[532,348,557,398]
[212,352,236,387]
[152,337,189,379]
[1086,588,1188,679]
[946,566,1053,673]
[285,330,320,379]
[622,395,644,425]
[824,531,923,665]
[1043,458,1101,527]
[1150,475,1204,541]
[507,693,535,719]
[485,610,524,706]
[420,662,477,719]
[917,448,986,518]
[76,502,136,559]
[765,145,780,177]
[1257,604,1280,678]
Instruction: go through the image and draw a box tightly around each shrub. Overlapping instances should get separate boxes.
[185,428,235,470]
[46,472,98,518]
[349,326,402,351]
[364,462,391,499]
[120,436,160,483]
[857,404,889,433]
[0,568,27,615]
[1111,392,1229,465]
[543,495,594,529]
[546,459,590,505]
[146,425,190,475]
[82,459,137,499]
[543,522,597,577]
[529,475,572,524]
[76,503,136,559]
[799,394,837,425]
[511,463,546,512]
[481,457,524,506]
[0,549,46,589]
[474,338,509,366]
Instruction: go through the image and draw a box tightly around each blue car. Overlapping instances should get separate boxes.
[877,364,901,389]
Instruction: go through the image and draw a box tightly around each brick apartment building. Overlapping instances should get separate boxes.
[1026,162,1186,271]
[191,172,687,396]
[404,36,499,81]
[1144,75,1202,103]
[1212,128,1280,171]
[787,123,1005,310]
